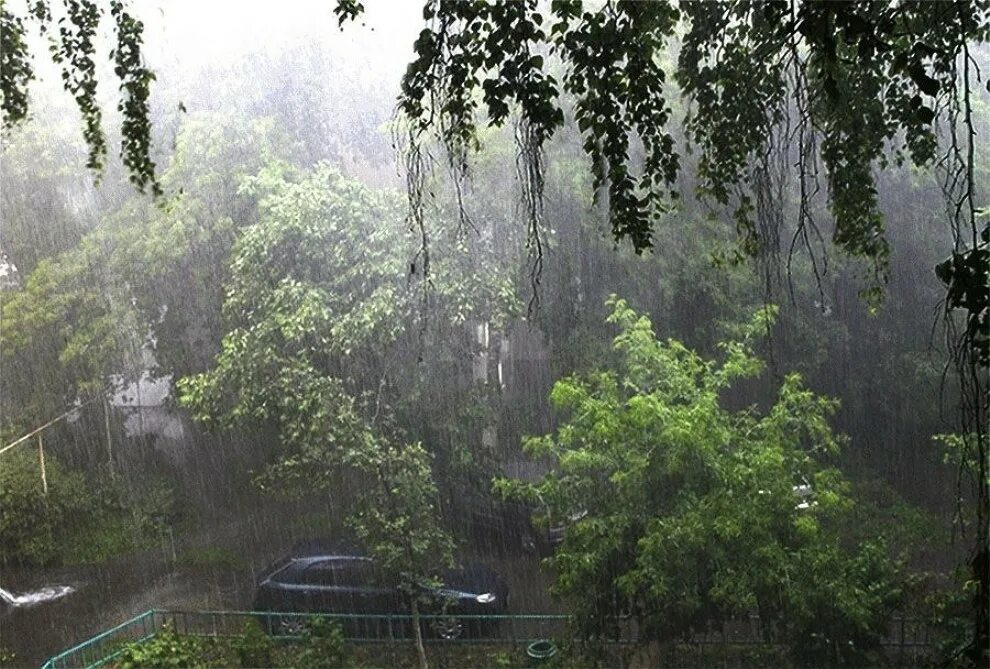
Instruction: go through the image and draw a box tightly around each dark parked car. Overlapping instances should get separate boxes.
[252,539,508,639]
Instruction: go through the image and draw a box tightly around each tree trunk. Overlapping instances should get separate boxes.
[411,598,429,669]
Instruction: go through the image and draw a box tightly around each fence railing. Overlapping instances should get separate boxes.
[40,609,158,669]
[40,609,934,669]
[39,609,571,669]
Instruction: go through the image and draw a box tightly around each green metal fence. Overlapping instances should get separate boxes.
[39,610,572,669]
[40,610,159,669]
[40,610,934,669]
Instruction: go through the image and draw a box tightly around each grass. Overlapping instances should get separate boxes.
[60,517,160,565]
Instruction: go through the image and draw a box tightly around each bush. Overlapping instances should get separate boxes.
[927,571,977,667]
[0,450,92,565]
[782,539,904,666]
[126,477,178,535]
[294,618,349,669]
[0,450,178,566]
[115,624,203,669]
[54,476,178,565]
[230,621,274,668]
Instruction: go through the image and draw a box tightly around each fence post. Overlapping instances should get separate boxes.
[38,433,48,495]
[899,617,905,667]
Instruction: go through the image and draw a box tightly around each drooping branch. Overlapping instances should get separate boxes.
[0,0,160,195]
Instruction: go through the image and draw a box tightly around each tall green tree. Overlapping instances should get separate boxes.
[177,164,464,669]
[0,112,291,436]
[353,4,988,653]
[498,298,904,665]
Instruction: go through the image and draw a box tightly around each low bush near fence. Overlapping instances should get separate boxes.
[115,625,202,669]
[108,620,533,669]
[96,622,882,669]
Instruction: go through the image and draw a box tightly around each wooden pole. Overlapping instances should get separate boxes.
[104,397,114,480]
[0,395,100,455]
[38,433,48,495]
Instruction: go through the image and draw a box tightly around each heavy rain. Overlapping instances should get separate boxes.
[0,1,987,668]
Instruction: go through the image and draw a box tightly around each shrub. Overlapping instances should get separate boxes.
[0,450,179,566]
[230,621,274,668]
[294,617,349,669]
[115,624,203,669]
[927,571,977,668]
[0,450,92,566]
[128,477,178,535]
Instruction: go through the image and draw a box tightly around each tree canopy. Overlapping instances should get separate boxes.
[352,2,988,279]
[498,298,904,665]
[177,164,458,669]
[2,1,985,372]
[3,0,984,418]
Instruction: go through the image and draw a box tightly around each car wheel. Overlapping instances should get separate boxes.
[430,615,464,640]
[271,615,307,637]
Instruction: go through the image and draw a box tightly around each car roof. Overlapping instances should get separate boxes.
[290,537,366,559]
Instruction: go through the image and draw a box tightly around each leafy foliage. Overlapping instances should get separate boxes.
[936,223,990,367]
[178,160,518,493]
[0,6,32,126]
[498,298,904,665]
[115,624,204,669]
[0,112,290,435]
[179,164,460,668]
[0,450,176,566]
[293,618,349,669]
[177,163,412,473]
[1,234,142,401]
[344,439,455,614]
[0,0,160,195]
[8,1,982,289]
[229,621,275,669]
[0,450,90,566]
[361,0,989,273]
[927,570,982,667]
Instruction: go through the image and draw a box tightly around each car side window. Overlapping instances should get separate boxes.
[337,559,378,587]
[299,560,340,586]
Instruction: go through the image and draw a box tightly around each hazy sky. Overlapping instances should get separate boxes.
[139,1,422,80]
[21,0,424,113]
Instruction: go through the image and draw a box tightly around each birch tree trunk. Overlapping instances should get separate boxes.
[411,597,429,669]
